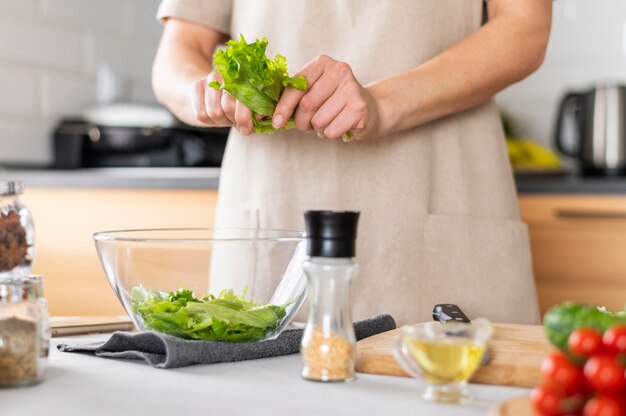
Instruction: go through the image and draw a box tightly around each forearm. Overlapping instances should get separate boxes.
[369,0,551,136]
[152,20,225,126]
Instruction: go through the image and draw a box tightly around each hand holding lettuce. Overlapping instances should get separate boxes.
[209,35,307,135]
[209,35,355,141]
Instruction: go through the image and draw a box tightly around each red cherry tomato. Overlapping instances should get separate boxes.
[569,328,604,357]
[583,395,625,416]
[583,356,626,393]
[562,393,589,415]
[532,384,566,416]
[542,352,585,394]
[602,326,626,356]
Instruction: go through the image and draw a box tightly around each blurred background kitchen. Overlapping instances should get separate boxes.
[0,0,625,317]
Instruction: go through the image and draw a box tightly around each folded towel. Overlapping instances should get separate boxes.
[57,314,396,369]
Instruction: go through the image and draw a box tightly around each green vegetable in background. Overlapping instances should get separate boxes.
[209,35,307,135]
[543,302,626,352]
[131,286,289,342]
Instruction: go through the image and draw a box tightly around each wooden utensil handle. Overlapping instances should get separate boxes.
[555,209,626,220]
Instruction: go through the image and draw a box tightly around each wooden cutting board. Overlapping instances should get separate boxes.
[489,397,537,416]
[356,323,552,388]
[50,315,135,336]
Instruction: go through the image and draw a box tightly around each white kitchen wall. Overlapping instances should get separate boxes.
[0,0,162,165]
[2,1,620,164]
[496,0,626,147]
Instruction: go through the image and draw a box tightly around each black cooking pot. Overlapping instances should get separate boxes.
[53,119,229,168]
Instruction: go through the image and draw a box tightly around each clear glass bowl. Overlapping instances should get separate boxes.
[93,228,307,342]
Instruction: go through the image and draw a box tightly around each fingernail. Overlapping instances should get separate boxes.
[272,115,283,128]
[317,131,324,139]
[240,127,250,136]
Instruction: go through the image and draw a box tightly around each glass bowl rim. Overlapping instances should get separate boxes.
[93,227,306,244]
[399,318,493,341]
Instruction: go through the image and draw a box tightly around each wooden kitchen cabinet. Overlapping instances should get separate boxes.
[21,188,218,316]
[519,195,626,314]
[21,185,626,317]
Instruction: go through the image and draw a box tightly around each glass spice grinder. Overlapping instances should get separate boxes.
[300,210,360,382]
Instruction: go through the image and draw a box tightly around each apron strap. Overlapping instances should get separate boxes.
[482,0,489,25]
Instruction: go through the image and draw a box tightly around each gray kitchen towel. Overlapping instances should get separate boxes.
[57,314,396,368]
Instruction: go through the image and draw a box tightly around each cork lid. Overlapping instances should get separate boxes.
[0,181,23,196]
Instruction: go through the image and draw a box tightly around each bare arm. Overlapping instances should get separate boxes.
[152,19,255,133]
[273,0,552,140]
[371,0,552,136]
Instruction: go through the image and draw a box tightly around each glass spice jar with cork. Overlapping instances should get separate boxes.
[301,210,360,382]
[0,180,35,279]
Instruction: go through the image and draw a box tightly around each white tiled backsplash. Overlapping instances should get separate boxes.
[0,0,162,165]
[1,1,624,164]
[496,0,626,147]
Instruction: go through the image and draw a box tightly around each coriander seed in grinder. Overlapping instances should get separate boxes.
[301,210,360,382]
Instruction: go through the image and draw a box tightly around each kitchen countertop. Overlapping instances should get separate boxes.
[515,172,626,194]
[6,167,626,194]
[1,333,529,416]
[1,167,220,189]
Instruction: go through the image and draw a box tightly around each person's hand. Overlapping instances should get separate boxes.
[272,55,381,141]
[191,72,254,136]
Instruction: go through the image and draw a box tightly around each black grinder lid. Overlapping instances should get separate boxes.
[304,210,360,258]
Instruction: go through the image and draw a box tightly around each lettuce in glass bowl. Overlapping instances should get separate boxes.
[93,228,307,342]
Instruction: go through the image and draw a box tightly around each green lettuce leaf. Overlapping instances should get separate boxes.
[131,285,290,342]
[209,34,307,135]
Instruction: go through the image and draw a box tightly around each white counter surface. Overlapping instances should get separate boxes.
[1,334,529,416]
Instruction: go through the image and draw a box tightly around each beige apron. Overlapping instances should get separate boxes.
[158,0,541,325]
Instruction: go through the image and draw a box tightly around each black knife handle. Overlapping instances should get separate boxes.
[432,304,471,324]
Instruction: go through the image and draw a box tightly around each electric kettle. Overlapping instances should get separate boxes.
[555,84,626,176]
